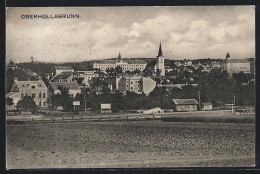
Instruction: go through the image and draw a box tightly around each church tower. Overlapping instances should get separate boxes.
[155,41,165,76]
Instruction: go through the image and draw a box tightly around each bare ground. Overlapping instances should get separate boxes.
[6,121,255,168]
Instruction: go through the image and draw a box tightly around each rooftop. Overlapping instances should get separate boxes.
[54,66,74,70]
[49,82,80,91]
[14,80,47,89]
[172,99,198,105]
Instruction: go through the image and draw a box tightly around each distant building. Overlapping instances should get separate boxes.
[116,75,156,95]
[51,72,74,82]
[54,66,74,75]
[93,52,147,72]
[154,42,165,76]
[222,52,250,74]
[7,77,48,109]
[6,60,19,70]
[23,69,37,76]
[172,99,198,112]
[48,82,81,98]
[202,102,213,111]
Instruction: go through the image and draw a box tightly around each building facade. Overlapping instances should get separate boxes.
[93,53,147,72]
[116,75,156,95]
[223,53,251,74]
[54,66,74,75]
[7,78,48,108]
[48,82,81,98]
[172,99,198,112]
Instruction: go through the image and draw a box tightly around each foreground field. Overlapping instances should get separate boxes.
[6,121,255,168]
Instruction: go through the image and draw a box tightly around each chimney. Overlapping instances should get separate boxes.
[14,77,18,82]
[38,76,42,81]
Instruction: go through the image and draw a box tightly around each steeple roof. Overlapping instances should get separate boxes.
[158,41,163,57]
[226,52,231,59]
[118,52,121,59]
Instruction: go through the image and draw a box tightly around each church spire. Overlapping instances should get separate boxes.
[118,52,121,59]
[226,52,231,59]
[158,41,163,57]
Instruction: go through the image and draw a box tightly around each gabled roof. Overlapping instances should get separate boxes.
[202,102,213,106]
[14,80,47,89]
[6,92,20,98]
[172,99,198,105]
[49,82,80,91]
[54,66,74,70]
[52,72,73,80]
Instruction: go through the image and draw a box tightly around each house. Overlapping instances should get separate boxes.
[23,69,37,76]
[174,61,182,67]
[54,66,74,75]
[116,75,156,95]
[202,102,213,111]
[172,99,198,112]
[48,82,81,98]
[6,60,19,70]
[7,77,48,109]
[51,72,74,82]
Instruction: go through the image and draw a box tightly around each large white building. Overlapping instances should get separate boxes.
[93,53,147,72]
[222,52,251,74]
[116,75,156,95]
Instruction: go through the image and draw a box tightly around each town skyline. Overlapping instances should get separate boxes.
[6,6,255,63]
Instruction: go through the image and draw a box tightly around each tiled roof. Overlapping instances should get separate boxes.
[49,82,80,91]
[52,72,73,80]
[6,92,19,98]
[15,80,47,89]
[202,102,213,106]
[172,99,198,105]
[54,66,74,70]
[93,59,147,64]
[226,59,250,63]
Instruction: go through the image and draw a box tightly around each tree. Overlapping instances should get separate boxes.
[115,66,123,74]
[51,85,73,111]
[17,96,37,114]
[6,97,14,110]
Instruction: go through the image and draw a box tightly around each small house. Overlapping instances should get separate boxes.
[202,102,213,111]
[172,99,198,112]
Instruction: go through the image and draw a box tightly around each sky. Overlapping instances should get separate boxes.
[6,6,255,63]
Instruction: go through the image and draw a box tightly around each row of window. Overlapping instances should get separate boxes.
[39,101,46,106]
[21,93,46,98]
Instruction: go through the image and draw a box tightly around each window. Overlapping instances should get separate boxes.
[32,94,35,98]
[31,86,35,89]
[25,94,28,97]
[131,87,133,90]
[131,81,133,84]
[43,102,46,106]
[21,93,24,98]
[39,101,41,106]
[39,93,41,98]
[43,93,46,98]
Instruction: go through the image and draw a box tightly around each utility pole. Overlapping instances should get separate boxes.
[198,89,201,111]
[234,95,236,114]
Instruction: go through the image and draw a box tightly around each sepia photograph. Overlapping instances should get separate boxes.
[5,6,255,168]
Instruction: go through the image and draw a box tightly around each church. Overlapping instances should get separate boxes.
[154,42,166,76]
